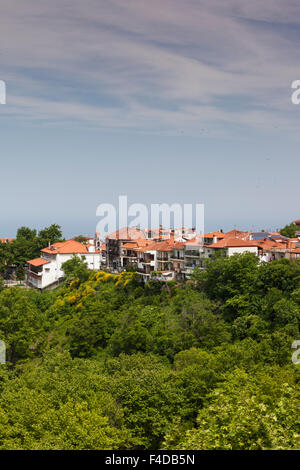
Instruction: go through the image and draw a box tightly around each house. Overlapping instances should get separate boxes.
[206,237,260,257]
[136,240,157,280]
[101,242,107,265]
[0,238,14,243]
[155,239,174,273]
[183,236,204,275]
[128,237,184,281]
[224,230,252,240]
[203,232,225,245]
[288,248,300,261]
[255,239,284,262]
[27,239,102,289]
[144,227,172,240]
[106,224,299,281]
[294,219,300,237]
[106,227,145,270]
[120,239,150,269]
[169,241,185,279]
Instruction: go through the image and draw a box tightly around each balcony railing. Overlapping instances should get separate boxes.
[184,262,201,268]
[137,268,150,275]
[121,252,138,258]
[185,250,200,257]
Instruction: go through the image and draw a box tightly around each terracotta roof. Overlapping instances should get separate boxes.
[209,238,260,249]
[136,241,160,253]
[204,232,225,239]
[135,238,180,253]
[122,239,153,250]
[173,241,185,250]
[106,227,146,241]
[185,236,204,247]
[224,230,251,240]
[256,239,281,250]
[41,239,91,255]
[155,240,176,252]
[27,258,50,267]
[0,238,14,243]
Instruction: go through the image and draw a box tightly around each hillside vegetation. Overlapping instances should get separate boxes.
[0,253,299,450]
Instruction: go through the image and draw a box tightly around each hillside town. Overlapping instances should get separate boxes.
[15,219,300,290]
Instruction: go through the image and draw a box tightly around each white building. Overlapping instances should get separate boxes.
[206,237,259,257]
[27,239,102,289]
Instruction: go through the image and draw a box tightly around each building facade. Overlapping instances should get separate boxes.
[27,239,102,289]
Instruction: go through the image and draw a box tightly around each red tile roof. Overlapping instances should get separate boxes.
[173,241,185,249]
[185,236,203,247]
[204,232,225,239]
[224,230,251,240]
[209,238,260,249]
[41,239,91,255]
[27,258,50,267]
[256,239,280,250]
[134,238,181,253]
[106,227,146,241]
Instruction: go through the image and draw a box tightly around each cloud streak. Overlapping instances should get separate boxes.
[1,0,300,135]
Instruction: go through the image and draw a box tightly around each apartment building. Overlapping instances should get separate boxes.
[106,227,145,270]
[103,222,300,281]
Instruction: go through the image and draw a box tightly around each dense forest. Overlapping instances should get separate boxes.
[0,252,299,450]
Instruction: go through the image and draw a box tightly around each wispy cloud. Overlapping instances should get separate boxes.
[1,0,300,135]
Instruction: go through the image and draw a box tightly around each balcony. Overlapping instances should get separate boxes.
[137,268,150,275]
[121,252,138,258]
[27,270,42,280]
[185,250,200,257]
[184,262,200,268]
[157,256,169,261]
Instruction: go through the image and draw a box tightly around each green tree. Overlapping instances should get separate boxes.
[0,288,44,364]
[164,369,300,450]
[280,223,297,238]
[37,224,63,248]
[62,256,90,284]
[16,227,37,241]
[0,352,131,450]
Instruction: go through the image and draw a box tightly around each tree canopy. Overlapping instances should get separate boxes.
[0,251,299,449]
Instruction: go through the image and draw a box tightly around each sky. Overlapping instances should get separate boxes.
[1,0,300,238]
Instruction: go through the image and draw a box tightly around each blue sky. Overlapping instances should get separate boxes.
[1,0,300,238]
